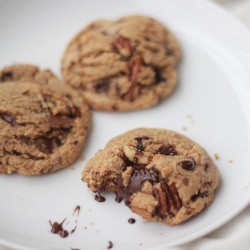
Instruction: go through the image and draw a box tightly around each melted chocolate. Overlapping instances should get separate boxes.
[73,205,81,216]
[95,193,106,202]
[134,136,149,152]
[49,219,69,238]
[107,241,113,249]
[71,226,77,234]
[115,166,160,204]
[128,218,136,224]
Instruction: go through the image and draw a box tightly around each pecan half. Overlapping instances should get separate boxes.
[122,56,143,101]
[113,35,131,57]
[154,181,182,217]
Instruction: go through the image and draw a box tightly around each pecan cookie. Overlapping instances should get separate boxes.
[0,64,58,84]
[0,81,91,175]
[82,128,219,225]
[61,15,180,111]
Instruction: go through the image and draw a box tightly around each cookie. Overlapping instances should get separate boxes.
[61,15,180,111]
[0,64,58,84]
[82,128,219,225]
[0,81,91,175]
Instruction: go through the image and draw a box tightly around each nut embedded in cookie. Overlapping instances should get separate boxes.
[0,64,59,85]
[61,15,181,111]
[0,81,91,175]
[82,128,220,225]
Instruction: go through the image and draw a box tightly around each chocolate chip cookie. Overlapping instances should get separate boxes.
[82,128,219,225]
[0,81,91,175]
[61,15,180,111]
[0,64,58,84]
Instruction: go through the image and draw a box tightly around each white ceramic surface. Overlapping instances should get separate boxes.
[0,0,250,249]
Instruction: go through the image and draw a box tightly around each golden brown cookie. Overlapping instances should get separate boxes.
[61,15,180,111]
[82,128,219,225]
[0,81,91,175]
[0,64,58,84]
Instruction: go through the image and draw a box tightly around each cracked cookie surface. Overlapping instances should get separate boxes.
[0,81,91,175]
[82,128,219,225]
[61,15,180,111]
[0,64,58,85]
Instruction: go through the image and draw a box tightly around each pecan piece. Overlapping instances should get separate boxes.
[113,35,131,57]
[122,56,143,101]
[153,181,182,217]
[49,115,73,128]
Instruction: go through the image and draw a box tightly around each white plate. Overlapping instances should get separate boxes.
[0,0,250,249]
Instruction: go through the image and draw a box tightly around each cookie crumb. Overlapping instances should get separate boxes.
[186,114,195,124]
[79,156,84,161]
[182,126,187,131]
[139,243,143,246]
[228,160,234,163]
[214,153,219,160]
[159,232,165,235]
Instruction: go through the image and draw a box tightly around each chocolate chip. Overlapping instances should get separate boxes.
[0,113,16,126]
[0,72,13,82]
[95,81,110,93]
[36,137,53,154]
[157,145,177,156]
[180,160,195,171]
[191,191,209,201]
[128,218,136,224]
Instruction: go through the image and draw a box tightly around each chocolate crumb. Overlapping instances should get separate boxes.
[95,193,106,202]
[107,241,113,249]
[128,218,136,224]
[49,219,69,238]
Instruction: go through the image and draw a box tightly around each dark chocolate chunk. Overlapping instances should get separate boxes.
[157,145,177,156]
[0,113,16,126]
[95,81,110,93]
[191,191,209,201]
[0,72,13,82]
